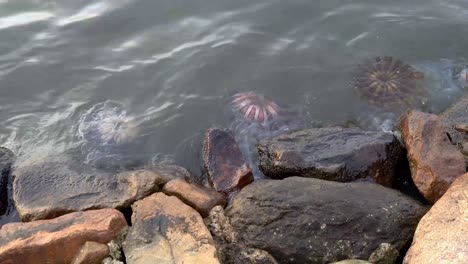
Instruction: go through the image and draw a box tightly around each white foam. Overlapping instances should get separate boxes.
[0,12,53,30]
[56,2,108,26]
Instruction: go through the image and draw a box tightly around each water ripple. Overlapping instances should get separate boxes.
[0,12,53,30]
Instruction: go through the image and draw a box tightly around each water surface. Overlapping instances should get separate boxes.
[1,0,468,223]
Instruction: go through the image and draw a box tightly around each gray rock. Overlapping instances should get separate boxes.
[368,243,399,264]
[440,96,468,166]
[0,147,14,215]
[205,206,277,264]
[225,177,427,264]
[257,128,403,186]
[12,155,183,221]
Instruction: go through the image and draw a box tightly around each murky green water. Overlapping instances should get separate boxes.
[0,0,467,209]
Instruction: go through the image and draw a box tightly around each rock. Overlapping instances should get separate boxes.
[403,173,468,264]
[399,111,466,203]
[225,177,427,264]
[0,147,14,215]
[12,155,178,221]
[71,241,109,264]
[440,97,468,166]
[257,127,403,186]
[368,243,399,264]
[162,178,226,217]
[122,193,220,264]
[454,123,468,133]
[0,208,127,264]
[203,128,254,194]
[205,206,277,264]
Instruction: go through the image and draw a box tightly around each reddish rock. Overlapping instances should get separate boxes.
[203,128,253,194]
[72,241,109,264]
[399,111,466,203]
[162,178,226,217]
[122,193,220,264]
[0,208,127,264]
[404,173,468,264]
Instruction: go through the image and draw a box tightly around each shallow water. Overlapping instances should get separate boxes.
[1,1,468,223]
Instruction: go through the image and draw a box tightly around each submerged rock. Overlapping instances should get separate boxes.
[257,127,403,186]
[162,178,226,217]
[0,147,14,216]
[404,173,468,264]
[122,193,219,264]
[203,128,253,194]
[225,177,427,264]
[12,155,181,221]
[0,208,127,264]
[399,110,466,203]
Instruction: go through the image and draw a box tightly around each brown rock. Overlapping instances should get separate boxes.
[404,173,468,264]
[72,241,109,264]
[399,111,466,203]
[203,128,253,194]
[454,123,468,133]
[162,179,226,217]
[0,208,127,264]
[122,193,220,264]
[12,155,176,221]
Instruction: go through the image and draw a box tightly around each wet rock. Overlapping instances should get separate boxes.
[399,111,466,203]
[205,206,277,264]
[258,127,403,186]
[71,241,109,264]
[162,178,226,217]
[12,155,176,221]
[0,147,14,216]
[440,96,468,162]
[225,177,427,264]
[368,243,399,264]
[0,208,127,264]
[203,128,253,194]
[122,193,220,264]
[404,173,468,264]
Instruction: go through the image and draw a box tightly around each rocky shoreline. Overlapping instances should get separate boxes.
[1,97,467,264]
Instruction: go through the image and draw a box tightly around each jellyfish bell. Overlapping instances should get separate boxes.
[352,56,428,111]
[78,101,141,146]
[228,91,303,140]
[75,101,146,171]
[94,115,140,145]
[230,91,281,126]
